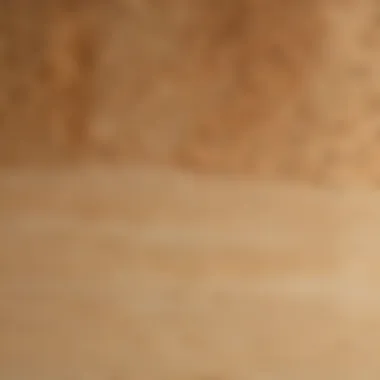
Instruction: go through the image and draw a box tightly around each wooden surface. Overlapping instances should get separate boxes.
[2,165,380,379]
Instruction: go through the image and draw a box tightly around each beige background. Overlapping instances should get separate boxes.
[2,0,380,379]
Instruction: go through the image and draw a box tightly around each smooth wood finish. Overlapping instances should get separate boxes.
[1,166,380,379]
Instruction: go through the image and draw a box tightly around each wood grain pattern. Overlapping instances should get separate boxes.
[2,166,380,379]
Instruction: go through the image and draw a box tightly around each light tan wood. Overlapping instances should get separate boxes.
[1,165,380,379]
